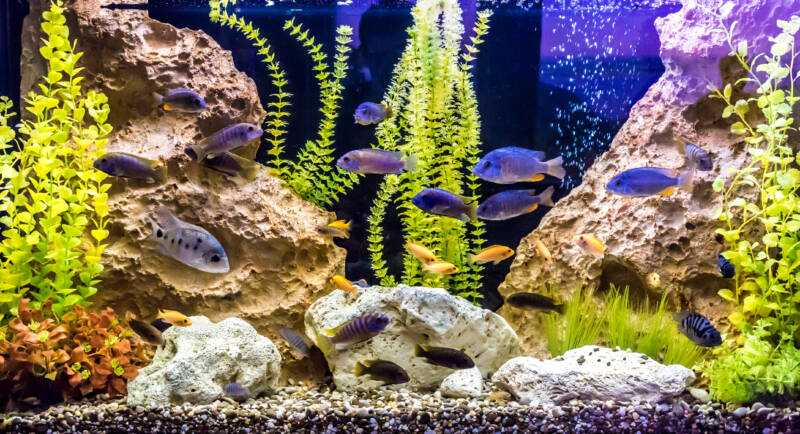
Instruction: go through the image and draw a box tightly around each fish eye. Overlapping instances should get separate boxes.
[211,255,220,263]
[247,126,254,132]
[343,156,350,162]
[615,179,622,186]
[482,161,491,169]
[194,98,202,105]
[101,158,106,163]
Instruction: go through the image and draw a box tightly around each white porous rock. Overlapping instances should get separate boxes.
[305,285,520,391]
[439,367,484,398]
[491,346,694,407]
[127,316,281,407]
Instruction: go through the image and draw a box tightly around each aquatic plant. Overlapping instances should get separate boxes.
[208,0,360,208]
[0,0,111,324]
[542,287,602,357]
[703,14,800,403]
[366,0,492,302]
[0,299,147,407]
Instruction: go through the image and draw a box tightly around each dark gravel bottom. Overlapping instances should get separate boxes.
[3,406,800,434]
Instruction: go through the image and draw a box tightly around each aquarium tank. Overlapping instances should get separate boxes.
[0,0,799,431]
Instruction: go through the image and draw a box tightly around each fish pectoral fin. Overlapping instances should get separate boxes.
[528,174,545,182]
[163,104,173,111]
[660,187,676,196]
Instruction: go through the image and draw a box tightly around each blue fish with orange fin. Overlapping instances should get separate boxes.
[605,167,693,197]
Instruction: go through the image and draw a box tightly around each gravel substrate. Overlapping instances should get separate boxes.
[2,385,799,433]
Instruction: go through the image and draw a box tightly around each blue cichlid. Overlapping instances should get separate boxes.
[184,147,260,182]
[354,360,409,386]
[473,147,565,183]
[412,188,478,222]
[148,207,230,274]
[676,138,713,171]
[154,88,207,112]
[317,312,390,354]
[354,102,393,125]
[674,311,722,347]
[278,327,311,358]
[605,167,693,197]
[718,254,735,278]
[337,149,417,174]
[93,152,167,183]
[223,383,251,402]
[186,123,264,161]
[476,186,555,221]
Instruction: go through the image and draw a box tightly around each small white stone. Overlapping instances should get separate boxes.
[439,367,483,398]
[689,387,710,403]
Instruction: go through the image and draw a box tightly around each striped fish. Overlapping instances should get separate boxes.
[674,311,722,347]
[317,312,390,354]
[278,327,311,357]
[677,138,713,171]
[186,123,264,161]
[718,254,735,278]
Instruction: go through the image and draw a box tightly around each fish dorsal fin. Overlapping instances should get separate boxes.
[528,150,546,160]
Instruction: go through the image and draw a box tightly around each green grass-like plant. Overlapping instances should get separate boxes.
[701,14,800,404]
[0,0,112,324]
[366,0,491,302]
[543,287,603,357]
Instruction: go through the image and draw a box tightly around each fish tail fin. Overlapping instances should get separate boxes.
[152,92,164,106]
[354,361,367,377]
[413,344,426,358]
[382,104,393,119]
[675,137,689,155]
[468,254,477,264]
[554,303,564,314]
[545,156,566,179]
[156,309,165,320]
[538,186,556,207]
[404,154,418,172]
[467,200,479,222]
[154,162,168,184]
[677,170,694,191]
[342,220,352,231]
[187,144,206,162]
[316,334,334,355]
[240,160,260,183]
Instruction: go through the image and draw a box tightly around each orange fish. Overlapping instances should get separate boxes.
[406,241,438,265]
[157,309,192,326]
[330,275,358,294]
[533,238,553,266]
[574,234,606,256]
[423,261,458,275]
[470,245,515,264]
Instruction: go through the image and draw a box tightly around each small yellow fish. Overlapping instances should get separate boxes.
[319,220,351,239]
[648,272,661,288]
[470,245,515,264]
[533,238,553,266]
[423,261,458,275]
[328,220,351,232]
[330,275,358,294]
[574,234,606,256]
[157,309,192,326]
[406,241,437,265]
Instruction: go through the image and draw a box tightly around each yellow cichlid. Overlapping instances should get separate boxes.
[157,309,192,326]
[328,220,351,231]
[648,272,661,288]
[406,241,438,265]
[330,275,358,294]
[533,238,553,266]
[470,245,515,264]
[574,234,606,256]
[423,261,458,275]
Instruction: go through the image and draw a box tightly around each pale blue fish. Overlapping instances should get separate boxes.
[412,188,478,222]
[473,147,566,183]
[476,186,555,221]
[186,123,264,161]
[354,102,392,125]
[337,149,417,174]
[605,167,693,197]
[676,138,713,171]
[148,207,230,274]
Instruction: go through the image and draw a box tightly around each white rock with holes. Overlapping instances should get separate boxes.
[305,285,519,391]
[127,316,280,407]
[492,346,695,406]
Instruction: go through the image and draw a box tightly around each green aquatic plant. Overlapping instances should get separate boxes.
[366,0,492,302]
[208,0,360,208]
[0,0,112,324]
[542,287,602,357]
[702,14,800,403]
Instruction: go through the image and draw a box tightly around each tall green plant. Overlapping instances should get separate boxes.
[0,0,112,323]
[542,287,602,357]
[702,14,800,403]
[366,0,491,302]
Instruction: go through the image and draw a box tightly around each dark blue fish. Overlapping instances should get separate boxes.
[414,345,474,370]
[606,167,693,197]
[354,102,392,125]
[154,88,206,112]
[718,254,735,278]
[476,186,555,221]
[223,383,251,402]
[677,138,713,171]
[473,147,565,183]
[354,360,409,386]
[674,311,722,347]
[412,188,478,222]
[318,312,390,354]
[278,327,311,358]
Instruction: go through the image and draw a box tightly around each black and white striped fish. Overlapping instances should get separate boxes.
[676,138,713,171]
[278,327,311,357]
[674,311,722,347]
[317,312,390,354]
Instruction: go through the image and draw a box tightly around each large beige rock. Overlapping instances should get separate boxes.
[498,0,800,357]
[21,0,345,383]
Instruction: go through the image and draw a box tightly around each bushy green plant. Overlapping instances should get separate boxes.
[366,0,492,302]
[208,0,360,208]
[0,0,112,324]
[702,14,800,403]
[543,287,602,357]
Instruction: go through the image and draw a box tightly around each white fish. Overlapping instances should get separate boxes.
[148,208,230,273]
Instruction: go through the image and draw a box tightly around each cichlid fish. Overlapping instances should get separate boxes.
[533,238,553,266]
[647,272,661,288]
[674,311,722,347]
[423,260,458,275]
[150,318,172,332]
[470,245,514,264]
[506,292,563,313]
[93,152,167,183]
[318,220,351,239]
[406,241,438,265]
[414,344,475,370]
[574,234,605,256]
[330,275,359,294]
[354,102,393,125]
[128,317,164,346]
[278,327,311,358]
[412,188,478,222]
[337,149,417,174]
[186,123,264,161]
[223,383,251,402]
[154,88,207,112]
[477,186,555,221]
[676,138,713,171]
[473,147,566,183]
[157,309,192,326]
[352,279,370,288]
[606,167,693,197]
[718,254,735,278]
[184,147,260,182]
[148,208,230,274]
[328,220,351,232]
[317,312,390,354]
[354,360,409,386]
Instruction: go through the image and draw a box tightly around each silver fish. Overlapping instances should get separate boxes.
[337,149,417,174]
[186,123,264,161]
[93,152,167,183]
[148,208,230,274]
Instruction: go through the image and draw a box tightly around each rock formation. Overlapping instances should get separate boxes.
[492,346,695,406]
[305,285,520,391]
[20,0,345,383]
[439,367,484,398]
[497,0,800,357]
[127,316,281,407]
